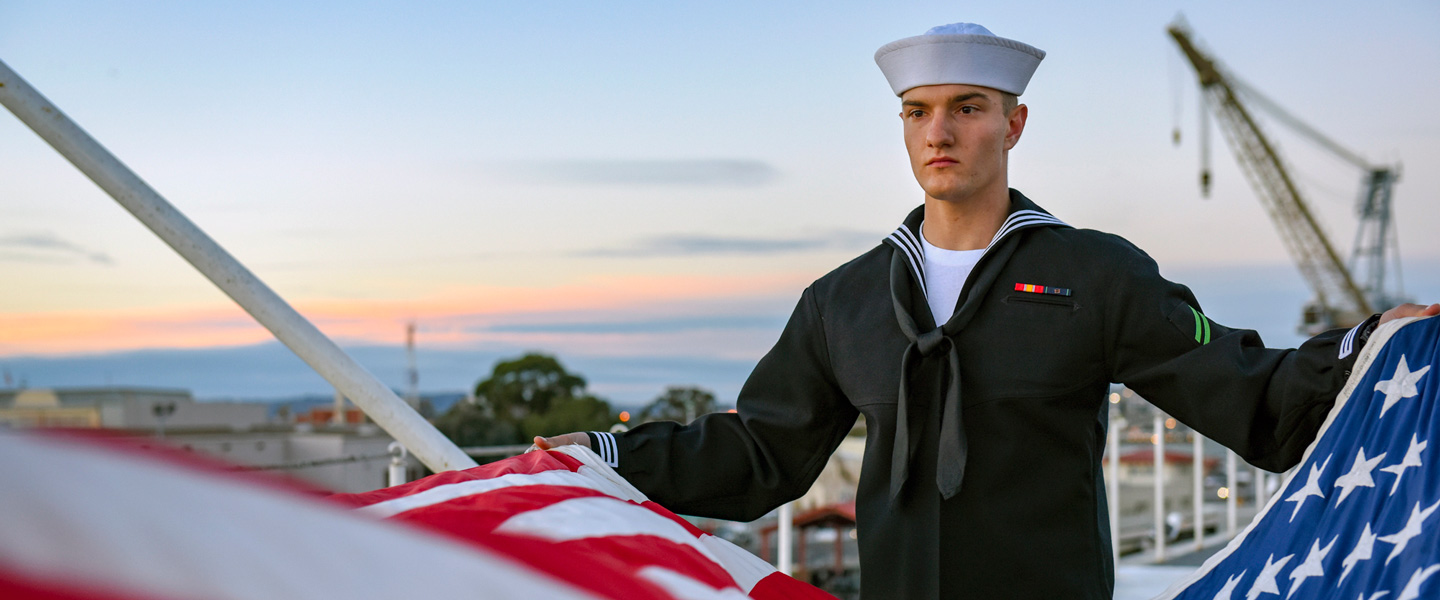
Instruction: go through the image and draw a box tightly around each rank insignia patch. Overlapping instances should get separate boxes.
[1013,283,1072,297]
[1166,301,1232,346]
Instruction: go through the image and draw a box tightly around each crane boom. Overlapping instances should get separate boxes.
[1168,24,1373,331]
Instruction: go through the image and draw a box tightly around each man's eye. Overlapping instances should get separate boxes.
[907,110,925,118]
[960,106,976,114]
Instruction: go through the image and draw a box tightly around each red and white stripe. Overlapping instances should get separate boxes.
[0,431,833,600]
[0,431,597,600]
[333,445,833,600]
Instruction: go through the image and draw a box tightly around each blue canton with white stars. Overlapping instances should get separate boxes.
[1167,317,1439,600]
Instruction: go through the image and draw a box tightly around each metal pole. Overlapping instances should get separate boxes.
[0,58,476,474]
[777,502,793,576]
[1225,451,1237,538]
[1193,432,1204,552]
[404,322,419,409]
[1154,413,1166,562]
[1254,466,1266,510]
[388,442,408,488]
[1107,407,1121,569]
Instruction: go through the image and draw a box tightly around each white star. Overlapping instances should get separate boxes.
[1339,523,1378,585]
[1396,564,1440,600]
[1380,435,1428,495]
[1379,499,1440,565]
[1213,570,1246,600]
[1246,553,1294,600]
[1285,455,1332,521]
[1376,355,1430,418]
[1334,447,1388,506]
[1287,536,1337,598]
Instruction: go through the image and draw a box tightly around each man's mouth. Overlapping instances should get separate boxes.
[926,157,958,167]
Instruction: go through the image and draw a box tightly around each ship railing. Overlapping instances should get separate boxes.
[1107,389,1291,565]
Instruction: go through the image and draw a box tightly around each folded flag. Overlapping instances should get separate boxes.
[1155,316,1440,600]
[0,432,833,600]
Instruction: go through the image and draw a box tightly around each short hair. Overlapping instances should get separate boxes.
[1001,92,1018,115]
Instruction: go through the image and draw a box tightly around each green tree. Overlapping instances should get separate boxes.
[435,353,615,447]
[639,386,718,424]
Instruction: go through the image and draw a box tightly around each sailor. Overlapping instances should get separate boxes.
[536,23,1440,598]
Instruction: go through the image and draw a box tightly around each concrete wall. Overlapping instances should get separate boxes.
[111,398,268,430]
[166,428,415,494]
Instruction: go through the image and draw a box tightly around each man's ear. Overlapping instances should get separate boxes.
[1004,104,1028,150]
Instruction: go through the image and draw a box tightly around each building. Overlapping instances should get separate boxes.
[0,386,266,431]
[0,386,419,494]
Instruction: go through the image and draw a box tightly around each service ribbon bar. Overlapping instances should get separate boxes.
[1014,282,1072,297]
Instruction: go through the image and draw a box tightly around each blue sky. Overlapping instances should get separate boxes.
[2,1,1437,403]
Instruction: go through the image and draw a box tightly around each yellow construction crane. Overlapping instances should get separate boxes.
[1168,22,1407,334]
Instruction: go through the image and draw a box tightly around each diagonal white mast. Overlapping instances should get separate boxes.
[0,58,476,473]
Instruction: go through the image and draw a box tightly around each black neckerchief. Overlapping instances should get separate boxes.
[881,189,1071,504]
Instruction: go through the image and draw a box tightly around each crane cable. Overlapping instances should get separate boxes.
[1171,42,1211,198]
[1199,87,1212,197]
[1169,45,1184,146]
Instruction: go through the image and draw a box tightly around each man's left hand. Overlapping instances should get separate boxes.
[1380,303,1440,325]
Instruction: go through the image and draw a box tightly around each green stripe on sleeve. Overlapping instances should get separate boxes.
[1189,305,1203,344]
[1201,311,1211,345]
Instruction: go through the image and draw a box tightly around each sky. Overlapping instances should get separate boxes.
[2,1,1438,404]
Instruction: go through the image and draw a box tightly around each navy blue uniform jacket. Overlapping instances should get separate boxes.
[592,190,1373,599]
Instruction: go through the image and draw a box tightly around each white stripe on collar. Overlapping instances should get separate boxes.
[886,208,1070,299]
[987,210,1068,249]
[887,229,928,297]
[890,224,925,259]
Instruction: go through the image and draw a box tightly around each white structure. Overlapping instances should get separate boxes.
[0,385,418,493]
[167,427,417,494]
[0,386,266,431]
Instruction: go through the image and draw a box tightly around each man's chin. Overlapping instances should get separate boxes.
[920,184,974,203]
[920,178,1008,205]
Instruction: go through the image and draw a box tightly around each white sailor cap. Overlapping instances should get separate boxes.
[874,23,1046,97]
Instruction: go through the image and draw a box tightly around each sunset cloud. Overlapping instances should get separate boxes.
[0,232,113,266]
[0,272,809,358]
[578,230,880,258]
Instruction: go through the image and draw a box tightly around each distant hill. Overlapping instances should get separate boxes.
[237,391,469,420]
[1,343,758,407]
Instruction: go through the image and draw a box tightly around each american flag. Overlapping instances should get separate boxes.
[1158,316,1440,600]
[0,431,833,599]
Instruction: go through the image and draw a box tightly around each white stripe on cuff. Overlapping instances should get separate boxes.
[591,431,619,468]
[1338,322,1362,359]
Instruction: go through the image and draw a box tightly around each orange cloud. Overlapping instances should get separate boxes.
[0,272,810,357]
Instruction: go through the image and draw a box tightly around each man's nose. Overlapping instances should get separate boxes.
[925,115,954,147]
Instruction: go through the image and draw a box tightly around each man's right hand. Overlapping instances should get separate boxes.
[530,432,591,452]
[1380,303,1440,325]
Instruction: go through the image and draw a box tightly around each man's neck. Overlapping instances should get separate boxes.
[921,186,1011,251]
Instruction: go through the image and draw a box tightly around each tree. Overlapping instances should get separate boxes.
[435,353,615,447]
[639,386,718,424]
[433,399,518,447]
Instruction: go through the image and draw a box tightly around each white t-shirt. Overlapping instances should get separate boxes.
[920,225,986,326]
